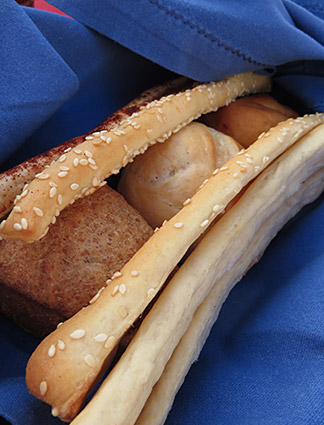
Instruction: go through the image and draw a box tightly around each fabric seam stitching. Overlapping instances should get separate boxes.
[148,0,271,68]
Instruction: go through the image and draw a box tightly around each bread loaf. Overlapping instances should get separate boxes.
[0,185,153,337]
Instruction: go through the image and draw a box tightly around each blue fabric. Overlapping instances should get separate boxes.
[0,0,324,424]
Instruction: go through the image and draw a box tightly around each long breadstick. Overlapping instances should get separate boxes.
[135,168,324,425]
[26,111,324,420]
[25,113,324,422]
[1,72,270,241]
[71,123,324,425]
[0,77,190,220]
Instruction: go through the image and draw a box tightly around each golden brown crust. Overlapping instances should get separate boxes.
[118,122,240,228]
[0,77,191,221]
[0,185,152,337]
[25,112,324,422]
[201,93,298,148]
[1,72,271,242]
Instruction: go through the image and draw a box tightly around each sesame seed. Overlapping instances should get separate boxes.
[224,187,229,192]
[51,216,56,225]
[85,150,93,158]
[106,137,112,144]
[57,194,63,205]
[74,148,82,154]
[94,333,108,342]
[147,288,156,298]
[57,340,65,350]
[183,198,191,206]
[119,284,127,294]
[106,279,112,285]
[49,187,57,198]
[212,204,222,213]
[92,131,100,136]
[262,156,270,164]
[51,407,59,417]
[58,154,66,162]
[246,157,253,163]
[48,344,56,357]
[60,166,70,171]
[174,222,184,229]
[36,173,50,180]
[131,270,139,277]
[236,160,244,165]
[70,329,86,339]
[89,164,98,170]
[104,335,116,349]
[0,220,6,230]
[112,271,122,279]
[57,171,68,178]
[85,135,94,140]
[92,177,100,187]
[39,381,48,396]
[111,285,119,296]
[73,158,79,167]
[118,306,128,318]
[14,223,22,231]
[21,218,28,230]
[233,172,239,178]
[80,159,88,166]
[212,168,219,176]
[49,181,57,188]
[70,183,79,191]
[255,165,261,171]
[93,139,103,145]
[64,147,72,153]
[13,206,22,213]
[200,219,209,227]
[21,189,28,198]
[84,354,96,367]
[88,157,96,165]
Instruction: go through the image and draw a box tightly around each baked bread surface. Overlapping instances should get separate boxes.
[0,185,152,336]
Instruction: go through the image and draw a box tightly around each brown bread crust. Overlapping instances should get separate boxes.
[0,185,152,337]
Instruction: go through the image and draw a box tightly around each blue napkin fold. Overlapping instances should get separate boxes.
[1,1,324,424]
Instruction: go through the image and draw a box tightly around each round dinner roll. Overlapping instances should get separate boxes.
[118,122,240,228]
[201,94,298,148]
[0,184,153,337]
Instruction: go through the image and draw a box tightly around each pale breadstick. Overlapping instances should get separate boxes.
[25,113,324,421]
[1,72,270,241]
[71,123,324,425]
[135,169,324,425]
[0,77,190,220]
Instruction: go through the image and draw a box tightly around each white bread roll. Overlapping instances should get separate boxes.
[118,122,240,228]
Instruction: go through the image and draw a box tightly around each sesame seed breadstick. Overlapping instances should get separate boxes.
[0,77,190,220]
[25,113,324,421]
[71,123,324,425]
[1,72,270,241]
[135,154,324,425]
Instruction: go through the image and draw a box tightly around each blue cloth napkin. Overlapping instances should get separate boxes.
[1,1,324,424]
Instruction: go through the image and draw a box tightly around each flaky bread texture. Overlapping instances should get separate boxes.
[1,72,270,241]
[71,123,324,425]
[0,77,190,220]
[25,112,324,422]
[135,127,324,425]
